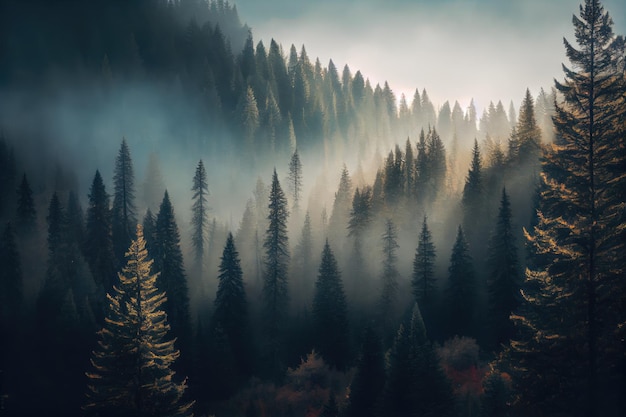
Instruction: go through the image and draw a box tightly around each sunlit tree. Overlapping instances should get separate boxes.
[84,225,193,417]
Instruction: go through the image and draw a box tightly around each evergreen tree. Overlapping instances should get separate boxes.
[462,139,484,248]
[85,170,116,296]
[426,127,447,201]
[513,88,542,166]
[445,226,476,338]
[84,225,193,417]
[379,218,399,341]
[262,169,290,377]
[191,160,210,272]
[15,173,36,235]
[0,223,22,329]
[486,188,521,348]
[502,2,626,415]
[411,216,437,321]
[111,138,137,266]
[381,303,454,417]
[346,326,385,417]
[212,232,248,373]
[141,152,166,212]
[155,191,192,360]
[287,149,303,212]
[292,211,314,305]
[312,241,350,370]
[241,86,260,151]
[328,165,352,245]
[404,138,415,198]
[142,208,156,255]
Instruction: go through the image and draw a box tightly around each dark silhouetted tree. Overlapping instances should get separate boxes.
[287,149,303,212]
[262,169,289,377]
[15,173,36,235]
[191,160,210,273]
[379,218,399,341]
[486,188,521,348]
[346,326,385,417]
[412,216,437,325]
[111,138,137,266]
[155,191,191,362]
[445,226,476,338]
[312,241,349,370]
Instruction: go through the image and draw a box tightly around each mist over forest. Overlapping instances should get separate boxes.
[0,1,624,416]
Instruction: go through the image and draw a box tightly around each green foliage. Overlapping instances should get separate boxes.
[312,241,350,370]
[84,225,193,417]
[412,215,437,309]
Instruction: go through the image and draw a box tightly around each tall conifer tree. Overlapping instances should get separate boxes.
[112,138,136,266]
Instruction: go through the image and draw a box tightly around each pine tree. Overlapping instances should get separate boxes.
[287,149,303,212]
[85,170,116,296]
[84,225,193,417]
[347,186,372,278]
[312,241,350,370]
[212,232,248,373]
[346,326,385,417]
[381,303,454,417]
[486,188,521,348]
[112,138,137,266]
[292,211,314,305]
[262,169,290,377]
[426,127,447,201]
[514,88,542,167]
[191,160,210,272]
[328,165,352,245]
[379,219,399,341]
[15,173,36,235]
[462,139,484,248]
[502,2,626,415]
[445,226,476,338]
[155,191,191,361]
[411,216,437,319]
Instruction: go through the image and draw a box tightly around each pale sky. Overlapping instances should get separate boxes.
[234,0,626,115]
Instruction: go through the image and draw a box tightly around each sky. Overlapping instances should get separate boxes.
[234,0,626,116]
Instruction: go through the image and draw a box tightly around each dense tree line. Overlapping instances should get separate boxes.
[0,0,623,416]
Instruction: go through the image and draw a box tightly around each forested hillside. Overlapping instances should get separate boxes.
[0,0,624,416]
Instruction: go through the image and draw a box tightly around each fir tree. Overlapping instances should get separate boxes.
[502,2,626,415]
[379,218,399,341]
[486,188,521,348]
[15,173,36,235]
[262,169,290,377]
[85,170,116,296]
[84,225,193,417]
[328,165,352,244]
[212,232,248,374]
[346,326,385,417]
[191,160,210,272]
[381,303,454,417]
[312,241,349,370]
[411,216,437,322]
[155,191,191,360]
[513,88,542,167]
[445,226,476,338]
[111,138,137,266]
[462,139,484,248]
[287,149,303,212]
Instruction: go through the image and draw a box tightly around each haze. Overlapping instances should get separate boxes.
[236,0,626,113]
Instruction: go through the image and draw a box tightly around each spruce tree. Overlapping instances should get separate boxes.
[15,173,36,235]
[502,2,626,415]
[111,138,137,266]
[426,127,447,201]
[461,139,484,248]
[191,160,210,273]
[155,191,191,361]
[312,241,350,370]
[486,188,521,348]
[262,169,289,377]
[84,225,193,417]
[212,232,248,374]
[85,170,116,296]
[328,165,352,244]
[346,326,385,417]
[379,219,400,341]
[411,216,437,322]
[381,303,454,417]
[444,226,476,338]
[287,149,303,212]
[513,88,542,167]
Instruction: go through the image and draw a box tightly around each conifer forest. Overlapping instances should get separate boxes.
[0,0,625,416]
